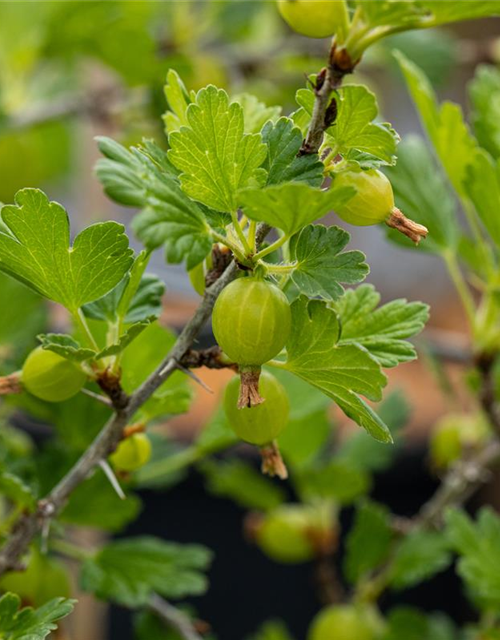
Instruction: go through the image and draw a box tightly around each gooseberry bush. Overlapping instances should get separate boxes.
[1,1,500,639]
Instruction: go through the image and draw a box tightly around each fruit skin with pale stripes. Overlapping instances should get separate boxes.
[110,432,152,472]
[334,169,395,226]
[212,276,291,366]
[22,346,87,403]
[224,370,290,445]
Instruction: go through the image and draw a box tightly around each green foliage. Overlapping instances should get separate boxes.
[249,620,294,640]
[281,296,391,443]
[289,225,369,301]
[382,607,457,640]
[60,470,142,532]
[384,136,458,254]
[0,189,133,313]
[168,85,267,212]
[238,182,355,237]
[261,117,323,186]
[96,138,213,270]
[388,529,452,590]
[446,508,500,609]
[344,501,393,585]
[0,593,74,640]
[201,459,286,511]
[333,284,429,367]
[81,537,212,607]
[469,65,500,160]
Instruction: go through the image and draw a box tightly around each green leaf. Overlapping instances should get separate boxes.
[163,69,192,134]
[96,138,212,270]
[60,469,142,532]
[0,469,35,509]
[297,459,371,504]
[282,297,391,443]
[37,334,95,362]
[261,117,323,186]
[338,390,411,472]
[382,607,457,640]
[395,51,477,197]
[83,252,165,324]
[469,64,500,160]
[201,459,285,512]
[384,136,458,254]
[327,85,399,165]
[446,507,500,608]
[333,284,429,368]
[463,149,500,248]
[80,536,212,607]
[344,501,393,585]
[421,1,500,26]
[0,189,134,313]
[389,529,451,590]
[38,317,155,362]
[0,593,75,640]
[289,225,369,301]
[234,93,281,135]
[168,85,267,212]
[239,182,355,237]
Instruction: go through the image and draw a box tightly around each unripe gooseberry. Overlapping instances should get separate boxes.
[110,432,152,472]
[22,347,87,403]
[256,504,316,563]
[308,605,381,640]
[334,169,395,227]
[212,277,291,367]
[430,413,490,470]
[277,0,349,39]
[224,370,289,446]
[334,169,429,244]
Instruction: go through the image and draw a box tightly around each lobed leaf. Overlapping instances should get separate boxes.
[168,85,268,212]
[0,189,133,313]
[333,284,429,368]
[289,224,369,301]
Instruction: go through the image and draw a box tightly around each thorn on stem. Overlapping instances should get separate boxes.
[176,361,214,394]
[99,460,126,500]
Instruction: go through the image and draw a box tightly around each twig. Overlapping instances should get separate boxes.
[299,44,357,156]
[179,346,237,371]
[0,225,270,576]
[149,594,204,640]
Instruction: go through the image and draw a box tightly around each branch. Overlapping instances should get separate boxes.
[299,43,357,156]
[149,594,204,640]
[0,260,238,576]
[0,223,272,576]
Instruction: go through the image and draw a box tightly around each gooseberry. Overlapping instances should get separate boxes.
[224,370,289,446]
[430,413,490,470]
[21,347,87,403]
[277,0,350,40]
[308,604,381,640]
[256,504,316,563]
[212,277,291,407]
[0,549,70,606]
[110,432,152,472]
[333,169,428,244]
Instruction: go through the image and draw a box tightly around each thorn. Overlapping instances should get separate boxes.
[176,361,214,394]
[99,460,126,500]
[81,388,113,407]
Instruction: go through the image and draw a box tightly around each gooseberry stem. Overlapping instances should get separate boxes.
[74,309,100,351]
[248,220,257,253]
[231,211,252,256]
[211,231,248,264]
[443,251,476,329]
[254,234,289,261]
